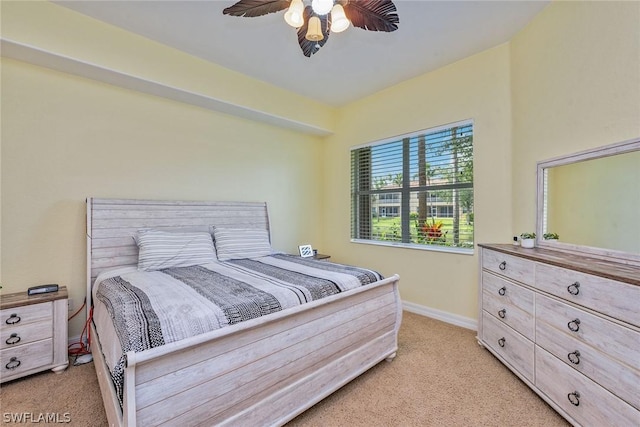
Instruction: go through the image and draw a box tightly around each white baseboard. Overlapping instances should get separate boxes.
[402,301,477,331]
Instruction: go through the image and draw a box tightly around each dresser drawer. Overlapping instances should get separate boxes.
[1,320,52,350]
[536,294,640,371]
[536,346,640,426]
[482,272,535,339]
[482,311,534,381]
[535,263,640,325]
[482,249,534,285]
[0,339,53,378]
[537,315,640,410]
[1,302,52,327]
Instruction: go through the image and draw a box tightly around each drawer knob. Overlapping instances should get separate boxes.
[498,309,506,319]
[5,357,21,370]
[498,286,506,296]
[567,318,581,332]
[567,282,580,296]
[5,333,21,345]
[499,261,506,271]
[5,313,21,325]
[498,337,506,348]
[567,391,580,406]
[568,350,581,365]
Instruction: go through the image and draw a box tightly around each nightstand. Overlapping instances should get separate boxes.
[0,286,69,382]
[312,254,331,261]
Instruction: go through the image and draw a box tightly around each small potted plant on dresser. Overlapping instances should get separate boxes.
[520,232,536,248]
[543,232,559,241]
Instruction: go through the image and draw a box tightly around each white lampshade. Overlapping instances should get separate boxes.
[305,16,324,41]
[330,4,350,33]
[284,0,305,28]
[311,0,333,16]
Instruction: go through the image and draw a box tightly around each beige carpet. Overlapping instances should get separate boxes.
[0,312,569,426]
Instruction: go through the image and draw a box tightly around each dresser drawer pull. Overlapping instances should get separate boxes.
[498,337,506,348]
[5,333,21,345]
[498,261,506,271]
[567,391,580,406]
[5,314,21,325]
[567,350,581,365]
[567,318,581,332]
[498,286,506,296]
[5,357,21,370]
[567,282,580,295]
[498,309,506,319]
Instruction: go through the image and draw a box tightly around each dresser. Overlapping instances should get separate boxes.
[478,244,640,426]
[0,287,69,382]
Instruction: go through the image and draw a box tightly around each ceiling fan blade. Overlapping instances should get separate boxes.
[223,0,291,17]
[297,6,330,57]
[342,0,399,32]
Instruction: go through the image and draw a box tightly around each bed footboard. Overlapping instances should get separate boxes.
[94,274,401,427]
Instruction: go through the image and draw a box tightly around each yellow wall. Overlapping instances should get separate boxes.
[1,58,324,335]
[323,44,513,319]
[1,1,332,336]
[321,0,640,322]
[510,0,640,232]
[2,0,640,337]
[1,1,335,133]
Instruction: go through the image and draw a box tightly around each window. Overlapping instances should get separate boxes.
[351,121,474,253]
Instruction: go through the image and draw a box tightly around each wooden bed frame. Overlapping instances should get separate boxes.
[86,198,402,427]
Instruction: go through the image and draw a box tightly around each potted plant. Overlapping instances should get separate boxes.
[520,232,536,248]
[543,232,559,240]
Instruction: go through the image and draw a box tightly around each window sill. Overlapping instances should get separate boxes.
[350,239,474,255]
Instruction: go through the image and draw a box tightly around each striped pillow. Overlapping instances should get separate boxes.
[136,229,216,271]
[213,227,273,261]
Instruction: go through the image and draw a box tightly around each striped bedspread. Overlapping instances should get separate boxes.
[92,254,382,404]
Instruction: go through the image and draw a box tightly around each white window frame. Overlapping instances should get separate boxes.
[350,120,474,255]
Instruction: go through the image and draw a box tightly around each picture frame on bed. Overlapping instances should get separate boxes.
[298,244,314,257]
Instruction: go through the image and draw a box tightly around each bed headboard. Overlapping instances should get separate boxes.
[86,198,271,310]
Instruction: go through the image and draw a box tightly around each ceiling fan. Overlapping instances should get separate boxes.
[223,0,399,57]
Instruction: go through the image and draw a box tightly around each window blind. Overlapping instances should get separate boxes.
[351,121,474,251]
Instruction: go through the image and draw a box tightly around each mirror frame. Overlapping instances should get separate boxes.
[536,137,640,266]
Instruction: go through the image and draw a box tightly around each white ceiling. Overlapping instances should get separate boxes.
[55,0,549,107]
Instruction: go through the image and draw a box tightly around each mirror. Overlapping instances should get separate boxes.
[536,137,640,265]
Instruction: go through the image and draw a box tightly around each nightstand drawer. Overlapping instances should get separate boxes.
[1,302,52,327]
[482,250,534,285]
[0,339,53,378]
[535,263,640,325]
[536,346,640,426]
[536,294,640,371]
[1,320,52,350]
[0,288,68,383]
[482,311,534,381]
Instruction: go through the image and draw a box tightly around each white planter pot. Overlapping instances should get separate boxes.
[521,238,535,248]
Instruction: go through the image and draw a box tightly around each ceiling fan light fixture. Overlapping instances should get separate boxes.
[311,0,333,16]
[284,0,305,28]
[330,4,350,33]
[223,0,399,57]
[305,16,324,41]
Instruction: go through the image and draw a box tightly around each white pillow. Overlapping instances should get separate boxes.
[136,229,216,271]
[213,227,273,261]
